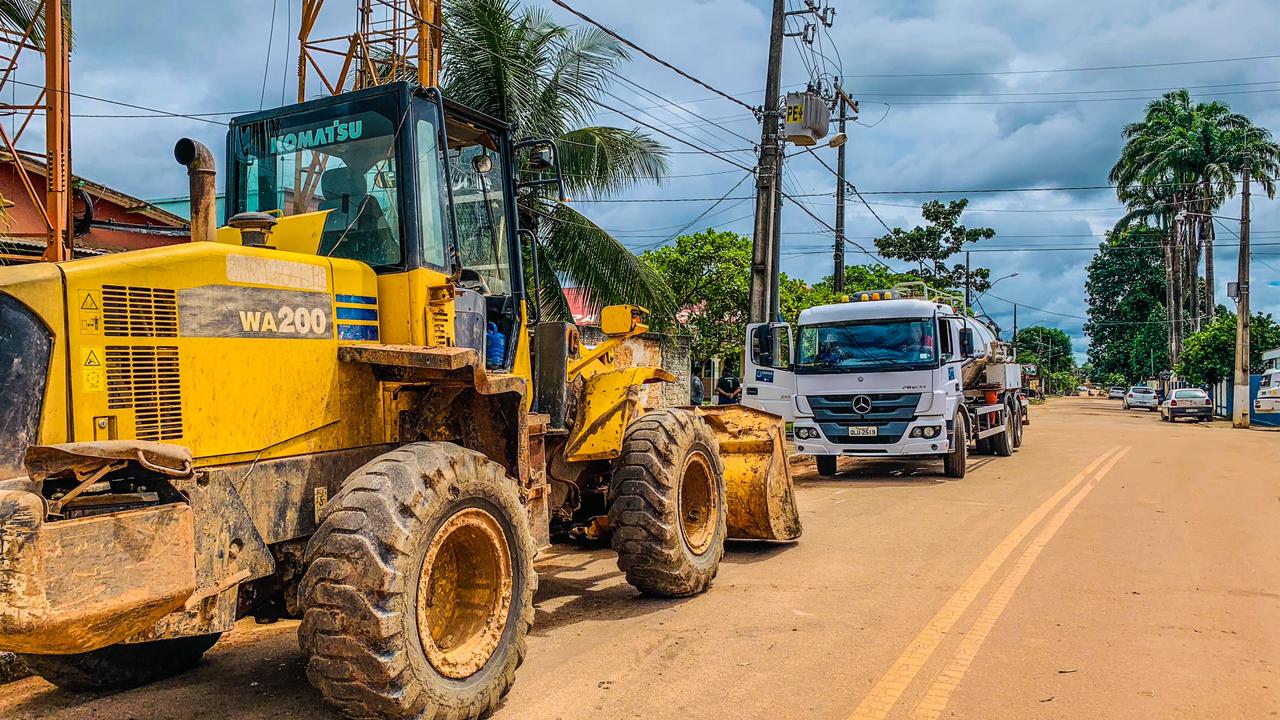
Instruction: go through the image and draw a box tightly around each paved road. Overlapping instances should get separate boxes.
[4,398,1278,719]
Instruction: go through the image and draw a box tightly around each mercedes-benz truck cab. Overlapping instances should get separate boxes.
[744,285,1024,478]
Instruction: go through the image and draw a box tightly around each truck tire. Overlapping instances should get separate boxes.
[991,405,1015,457]
[610,409,727,598]
[943,413,967,479]
[816,454,838,477]
[20,633,221,691]
[299,442,535,720]
[1012,404,1024,449]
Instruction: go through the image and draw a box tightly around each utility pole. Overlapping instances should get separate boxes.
[1011,303,1018,346]
[964,251,972,309]
[769,151,783,320]
[833,83,848,294]
[749,0,786,324]
[1233,163,1252,429]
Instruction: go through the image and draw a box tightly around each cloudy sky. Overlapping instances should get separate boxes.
[18,0,1280,360]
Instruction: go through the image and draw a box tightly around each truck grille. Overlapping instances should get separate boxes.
[103,285,178,337]
[808,392,921,445]
[105,345,183,441]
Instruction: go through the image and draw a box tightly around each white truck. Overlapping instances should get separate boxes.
[742,284,1025,478]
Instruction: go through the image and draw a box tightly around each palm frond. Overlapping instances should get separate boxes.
[534,200,676,323]
[556,126,668,197]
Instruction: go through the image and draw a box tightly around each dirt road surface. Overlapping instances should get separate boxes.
[4,397,1277,719]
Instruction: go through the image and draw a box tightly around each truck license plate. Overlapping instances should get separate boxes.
[848,426,878,437]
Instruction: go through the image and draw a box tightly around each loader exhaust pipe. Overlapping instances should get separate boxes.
[174,138,216,243]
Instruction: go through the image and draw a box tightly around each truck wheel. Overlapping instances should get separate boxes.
[1012,405,1024,449]
[299,442,535,720]
[610,409,727,598]
[816,454,838,477]
[20,634,221,691]
[991,406,1015,457]
[943,414,967,479]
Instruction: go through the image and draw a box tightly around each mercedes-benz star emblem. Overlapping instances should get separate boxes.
[852,395,873,414]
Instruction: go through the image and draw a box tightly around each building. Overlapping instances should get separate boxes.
[0,152,189,262]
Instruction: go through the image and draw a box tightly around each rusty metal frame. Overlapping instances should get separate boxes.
[0,0,71,263]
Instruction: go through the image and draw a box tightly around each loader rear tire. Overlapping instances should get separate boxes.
[20,633,221,691]
[816,454,838,477]
[943,413,967,479]
[610,409,727,598]
[299,442,535,720]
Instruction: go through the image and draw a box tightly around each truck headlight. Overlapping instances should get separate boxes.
[795,426,819,439]
[910,425,942,439]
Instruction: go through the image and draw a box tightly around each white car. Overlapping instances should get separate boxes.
[1107,386,1126,400]
[1255,369,1280,413]
[1160,388,1212,422]
[1123,386,1158,411]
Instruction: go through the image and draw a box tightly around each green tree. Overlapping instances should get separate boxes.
[1127,305,1170,382]
[0,0,71,50]
[442,0,675,321]
[1175,311,1280,384]
[641,229,749,360]
[872,199,994,295]
[1016,326,1074,374]
[1083,226,1166,382]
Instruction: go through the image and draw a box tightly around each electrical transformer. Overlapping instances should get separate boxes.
[783,91,830,146]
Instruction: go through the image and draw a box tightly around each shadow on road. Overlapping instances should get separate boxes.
[530,547,688,635]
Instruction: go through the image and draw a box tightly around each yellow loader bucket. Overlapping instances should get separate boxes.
[693,405,801,541]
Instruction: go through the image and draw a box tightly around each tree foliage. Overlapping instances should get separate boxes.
[872,199,994,294]
[1016,326,1074,374]
[1175,311,1280,384]
[1083,226,1167,382]
[640,229,750,360]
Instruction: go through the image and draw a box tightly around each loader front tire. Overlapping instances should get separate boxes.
[610,409,727,598]
[299,442,535,720]
[20,633,221,691]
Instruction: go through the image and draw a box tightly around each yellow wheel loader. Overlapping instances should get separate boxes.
[0,82,799,719]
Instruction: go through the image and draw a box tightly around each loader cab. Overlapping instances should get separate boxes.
[226,82,533,365]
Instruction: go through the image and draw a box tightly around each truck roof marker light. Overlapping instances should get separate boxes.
[872,292,881,300]
[841,294,850,302]
[884,291,892,299]
[860,293,869,301]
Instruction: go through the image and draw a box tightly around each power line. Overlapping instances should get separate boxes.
[842,52,1280,79]
[853,79,1280,99]
[867,87,1280,106]
[549,0,757,113]
[630,172,755,251]
[8,78,229,125]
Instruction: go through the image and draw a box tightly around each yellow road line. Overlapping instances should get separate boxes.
[846,446,1122,720]
[910,447,1130,720]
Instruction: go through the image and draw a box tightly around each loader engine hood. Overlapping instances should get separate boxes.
[0,291,55,479]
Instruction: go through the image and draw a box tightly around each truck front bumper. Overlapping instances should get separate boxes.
[792,417,949,457]
[1255,396,1280,413]
[0,488,196,654]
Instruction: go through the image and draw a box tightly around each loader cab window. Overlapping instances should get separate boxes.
[446,121,512,296]
[230,95,407,269]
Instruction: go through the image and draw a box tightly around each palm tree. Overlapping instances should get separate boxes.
[1109,90,1280,359]
[1113,180,1180,360]
[441,0,676,322]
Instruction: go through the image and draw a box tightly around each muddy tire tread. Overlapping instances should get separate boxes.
[20,633,220,691]
[299,442,535,720]
[609,409,727,598]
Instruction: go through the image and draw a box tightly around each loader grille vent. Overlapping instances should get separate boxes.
[102,285,178,337]
[105,345,183,441]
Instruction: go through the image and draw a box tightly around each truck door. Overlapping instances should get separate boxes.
[743,322,796,421]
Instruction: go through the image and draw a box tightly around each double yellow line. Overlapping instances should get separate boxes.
[848,446,1131,720]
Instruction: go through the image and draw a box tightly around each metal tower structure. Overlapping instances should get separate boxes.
[292,0,441,211]
[0,0,72,262]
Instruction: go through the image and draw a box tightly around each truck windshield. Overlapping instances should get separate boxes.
[230,93,417,268]
[796,318,937,373]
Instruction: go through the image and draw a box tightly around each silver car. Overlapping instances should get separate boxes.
[1123,386,1158,411]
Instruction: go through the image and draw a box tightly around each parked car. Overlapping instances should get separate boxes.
[1108,386,1126,399]
[1160,388,1212,422]
[1123,386,1159,411]
[1255,368,1280,414]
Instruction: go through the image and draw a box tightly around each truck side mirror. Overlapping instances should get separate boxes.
[959,328,975,358]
